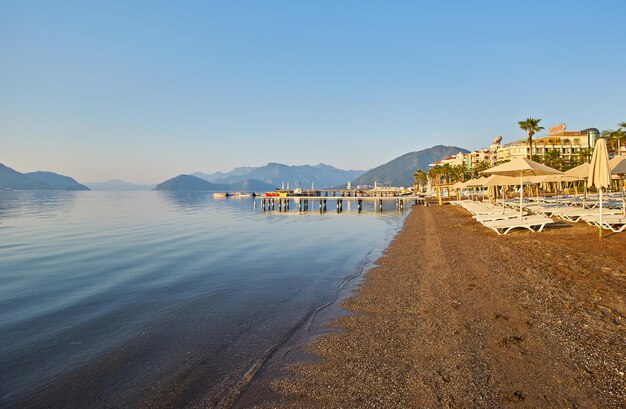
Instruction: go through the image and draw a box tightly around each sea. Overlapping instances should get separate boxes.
[0,191,408,408]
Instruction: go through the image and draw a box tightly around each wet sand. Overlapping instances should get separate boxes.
[260,204,625,408]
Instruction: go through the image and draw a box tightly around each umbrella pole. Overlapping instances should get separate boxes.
[599,188,603,239]
[519,173,524,220]
[622,178,625,216]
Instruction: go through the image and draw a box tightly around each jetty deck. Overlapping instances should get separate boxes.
[254,195,426,212]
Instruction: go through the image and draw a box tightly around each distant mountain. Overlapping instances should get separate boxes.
[154,175,231,191]
[193,166,258,183]
[0,164,90,191]
[86,179,155,191]
[195,163,363,189]
[0,164,51,190]
[25,171,90,190]
[352,145,469,187]
[228,178,276,192]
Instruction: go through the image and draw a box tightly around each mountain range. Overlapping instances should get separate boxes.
[0,164,90,190]
[156,146,467,191]
[193,163,363,190]
[351,145,469,187]
[2,145,469,192]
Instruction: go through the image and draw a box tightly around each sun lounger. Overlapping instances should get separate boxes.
[581,215,626,232]
[474,212,521,223]
[580,212,625,225]
[552,208,621,222]
[481,216,554,235]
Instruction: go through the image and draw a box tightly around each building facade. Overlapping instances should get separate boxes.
[496,124,601,162]
[429,123,604,172]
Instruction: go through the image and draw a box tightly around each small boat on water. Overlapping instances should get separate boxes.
[237,193,252,198]
[213,192,229,198]
[265,191,280,197]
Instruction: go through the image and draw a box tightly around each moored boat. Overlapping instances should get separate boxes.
[213,192,229,198]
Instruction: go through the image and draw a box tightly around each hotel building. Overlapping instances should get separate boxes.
[495,124,601,162]
[429,123,604,170]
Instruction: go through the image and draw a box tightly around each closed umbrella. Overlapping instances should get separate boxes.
[481,158,562,219]
[587,138,611,239]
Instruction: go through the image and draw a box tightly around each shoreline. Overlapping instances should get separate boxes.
[229,211,411,408]
[261,204,625,407]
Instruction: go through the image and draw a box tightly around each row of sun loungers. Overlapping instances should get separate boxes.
[453,197,626,235]
[453,201,555,235]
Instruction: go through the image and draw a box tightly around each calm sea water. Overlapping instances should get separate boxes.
[0,191,407,408]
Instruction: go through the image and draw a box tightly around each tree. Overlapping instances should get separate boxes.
[607,128,625,155]
[413,170,427,190]
[427,165,444,186]
[543,149,564,170]
[449,165,466,183]
[518,118,544,159]
[470,161,492,178]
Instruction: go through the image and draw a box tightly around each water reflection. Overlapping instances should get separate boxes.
[0,191,406,408]
[156,191,213,210]
[0,191,78,222]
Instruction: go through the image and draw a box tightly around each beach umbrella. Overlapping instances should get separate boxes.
[565,162,591,205]
[465,177,488,200]
[527,174,579,207]
[465,177,488,188]
[482,158,562,219]
[587,138,611,239]
[450,181,464,200]
[482,174,526,211]
[610,156,626,215]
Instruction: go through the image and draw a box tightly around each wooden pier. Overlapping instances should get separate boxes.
[254,195,425,213]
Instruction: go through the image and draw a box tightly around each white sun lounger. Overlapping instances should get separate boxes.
[582,215,626,232]
[552,208,621,222]
[474,213,521,223]
[481,216,554,235]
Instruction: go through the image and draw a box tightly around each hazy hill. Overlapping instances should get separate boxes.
[25,171,90,191]
[352,145,469,187]
[228,178,275,192]
[154,175,230,191]
[1,164,90,190]
[86,179,155,191]
[193,167,257,183]
[196,163,363,189]
[0,164,51,190]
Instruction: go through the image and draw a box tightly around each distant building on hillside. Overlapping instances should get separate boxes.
[429,136,502,169]
[428,123,602,172]
[496,124,600,162]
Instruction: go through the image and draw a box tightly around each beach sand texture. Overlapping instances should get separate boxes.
[269,205,625,408]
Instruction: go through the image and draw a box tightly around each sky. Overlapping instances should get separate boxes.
[1,1,625,184]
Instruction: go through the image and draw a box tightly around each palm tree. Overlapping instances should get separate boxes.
[609,128,625,155]
[619,121,626,128]
[518,118,544,160]
[471,161,492,178]
[413,170,427,190]
[427,165,443,186]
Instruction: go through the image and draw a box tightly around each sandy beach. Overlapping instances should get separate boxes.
[262,204,626,408]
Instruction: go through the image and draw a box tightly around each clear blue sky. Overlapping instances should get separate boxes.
[2,1,625,183]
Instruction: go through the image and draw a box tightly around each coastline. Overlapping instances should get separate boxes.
[262,204,625,407]
[229,211,410,408]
